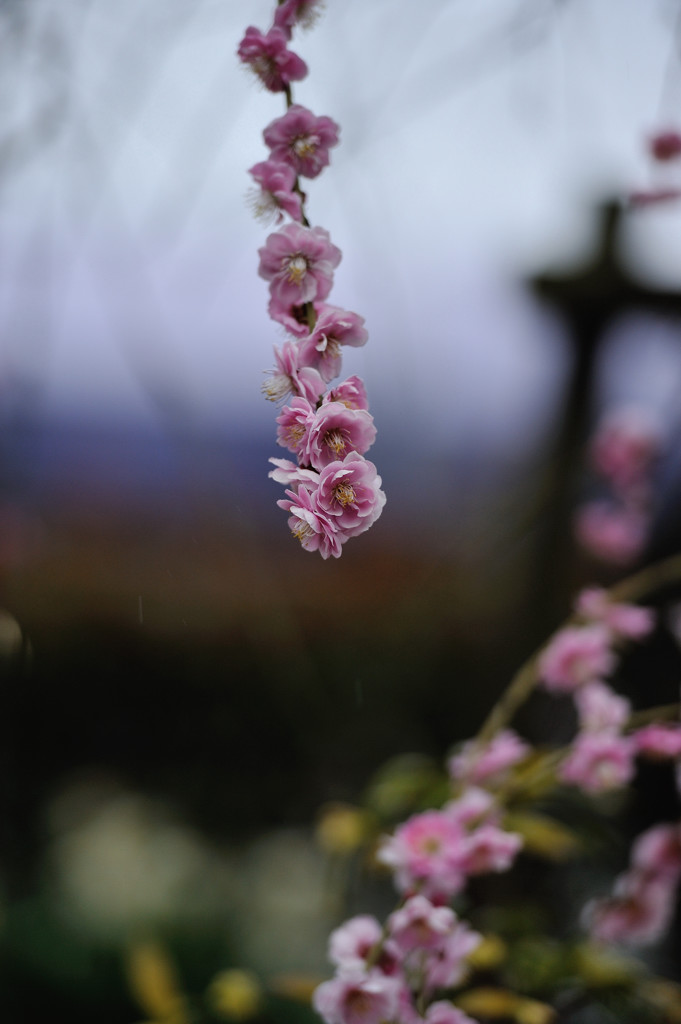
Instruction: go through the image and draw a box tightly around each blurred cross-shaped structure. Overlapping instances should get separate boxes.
[528,199,681,624]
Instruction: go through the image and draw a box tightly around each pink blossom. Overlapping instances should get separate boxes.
[631,823,681,880]
[306,402,376,471]
[377,791,514,901]
[276,396,315,459]
[585,873,675,945]
[329,916,384,968]
[248,160,303,223]
[387,896,456,955]
[574,501,648,565]
[264,105,340,179]
[423,1002,478,1024]
[273,0,325,37]
[574,682,631,734]
[634,724,681,760]
[422,924,482,990]
[538,625,616,694]
[649,129,681,161]
[277,484,346,559]
[316,454,386,537]
[313,968,402,1024]
[259,223,341,306]
[325,376,371,411]
[268,457,319,489]
[377,810,467,900]
[629,187,681,207]
[459,823,523,876]
[444,787,497,829]
[298,307,369,382]
[237,26,308,92]
[448,730,530,786]
[584,823,681,946]
[262,341,326,404]
[267,295,319,338]
[589,406,660,493]
[575,587,655,640]
[559,732,635,794]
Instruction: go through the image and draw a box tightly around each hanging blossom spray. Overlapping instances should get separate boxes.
[238,0,385,559]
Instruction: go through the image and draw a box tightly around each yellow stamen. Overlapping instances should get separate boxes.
[285,424,305,447]
[287,255,308,284]
[249,55,275,81]
[334,482,356,506]
[261,374,291,402]
[293,136,317,158]
[292,520,315,543]
[324,429,347,456]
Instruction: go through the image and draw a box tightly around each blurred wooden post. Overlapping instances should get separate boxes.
[528,200,681,626]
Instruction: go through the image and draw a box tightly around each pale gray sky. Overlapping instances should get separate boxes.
[1,0,681,456]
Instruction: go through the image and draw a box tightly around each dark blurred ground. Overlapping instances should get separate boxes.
[1,399,681,1022]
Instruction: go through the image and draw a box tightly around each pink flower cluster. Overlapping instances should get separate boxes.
[238,3,385,557]
[311,571,681,1021]
[377,787,523,903]
[575,407,661,565]
[447,729,530,788]
[537,589,658,795]
[313,779,523,1024]
[314,896,481,1024]
[584,823,681,945]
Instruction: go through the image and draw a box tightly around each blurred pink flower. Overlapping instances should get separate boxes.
[325,376,371,411]
[634,724,681,761]
[262,340,326,403]
[631,823,681,880]
[248,160,303,223]
[276,396,315,459]
[377,810,468,900]
[422,925,482,991]
[448,729,530,786]
[538,625,615,694]
[237,26,307,92]
[259,223,341,306]
[575,501,648,565]
[459,823,523,876]
[329,916,384,968]
[576,587,655,640]
[423,1002,478,1024]
[264,105,340,179]
[629,187,681,206]
[444,787,497,828]
[387,895,456,955]
[560,732,635,794]
[585,873,674,945]
[574,682,631,734]
[649,129,681,161]
[298,306,369,382]
[313,968,402,1024]
[589,407,660,493]
[267,295,319,337]
[273,0,326,36]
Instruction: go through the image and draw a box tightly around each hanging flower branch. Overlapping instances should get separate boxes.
[238,0,385,558]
